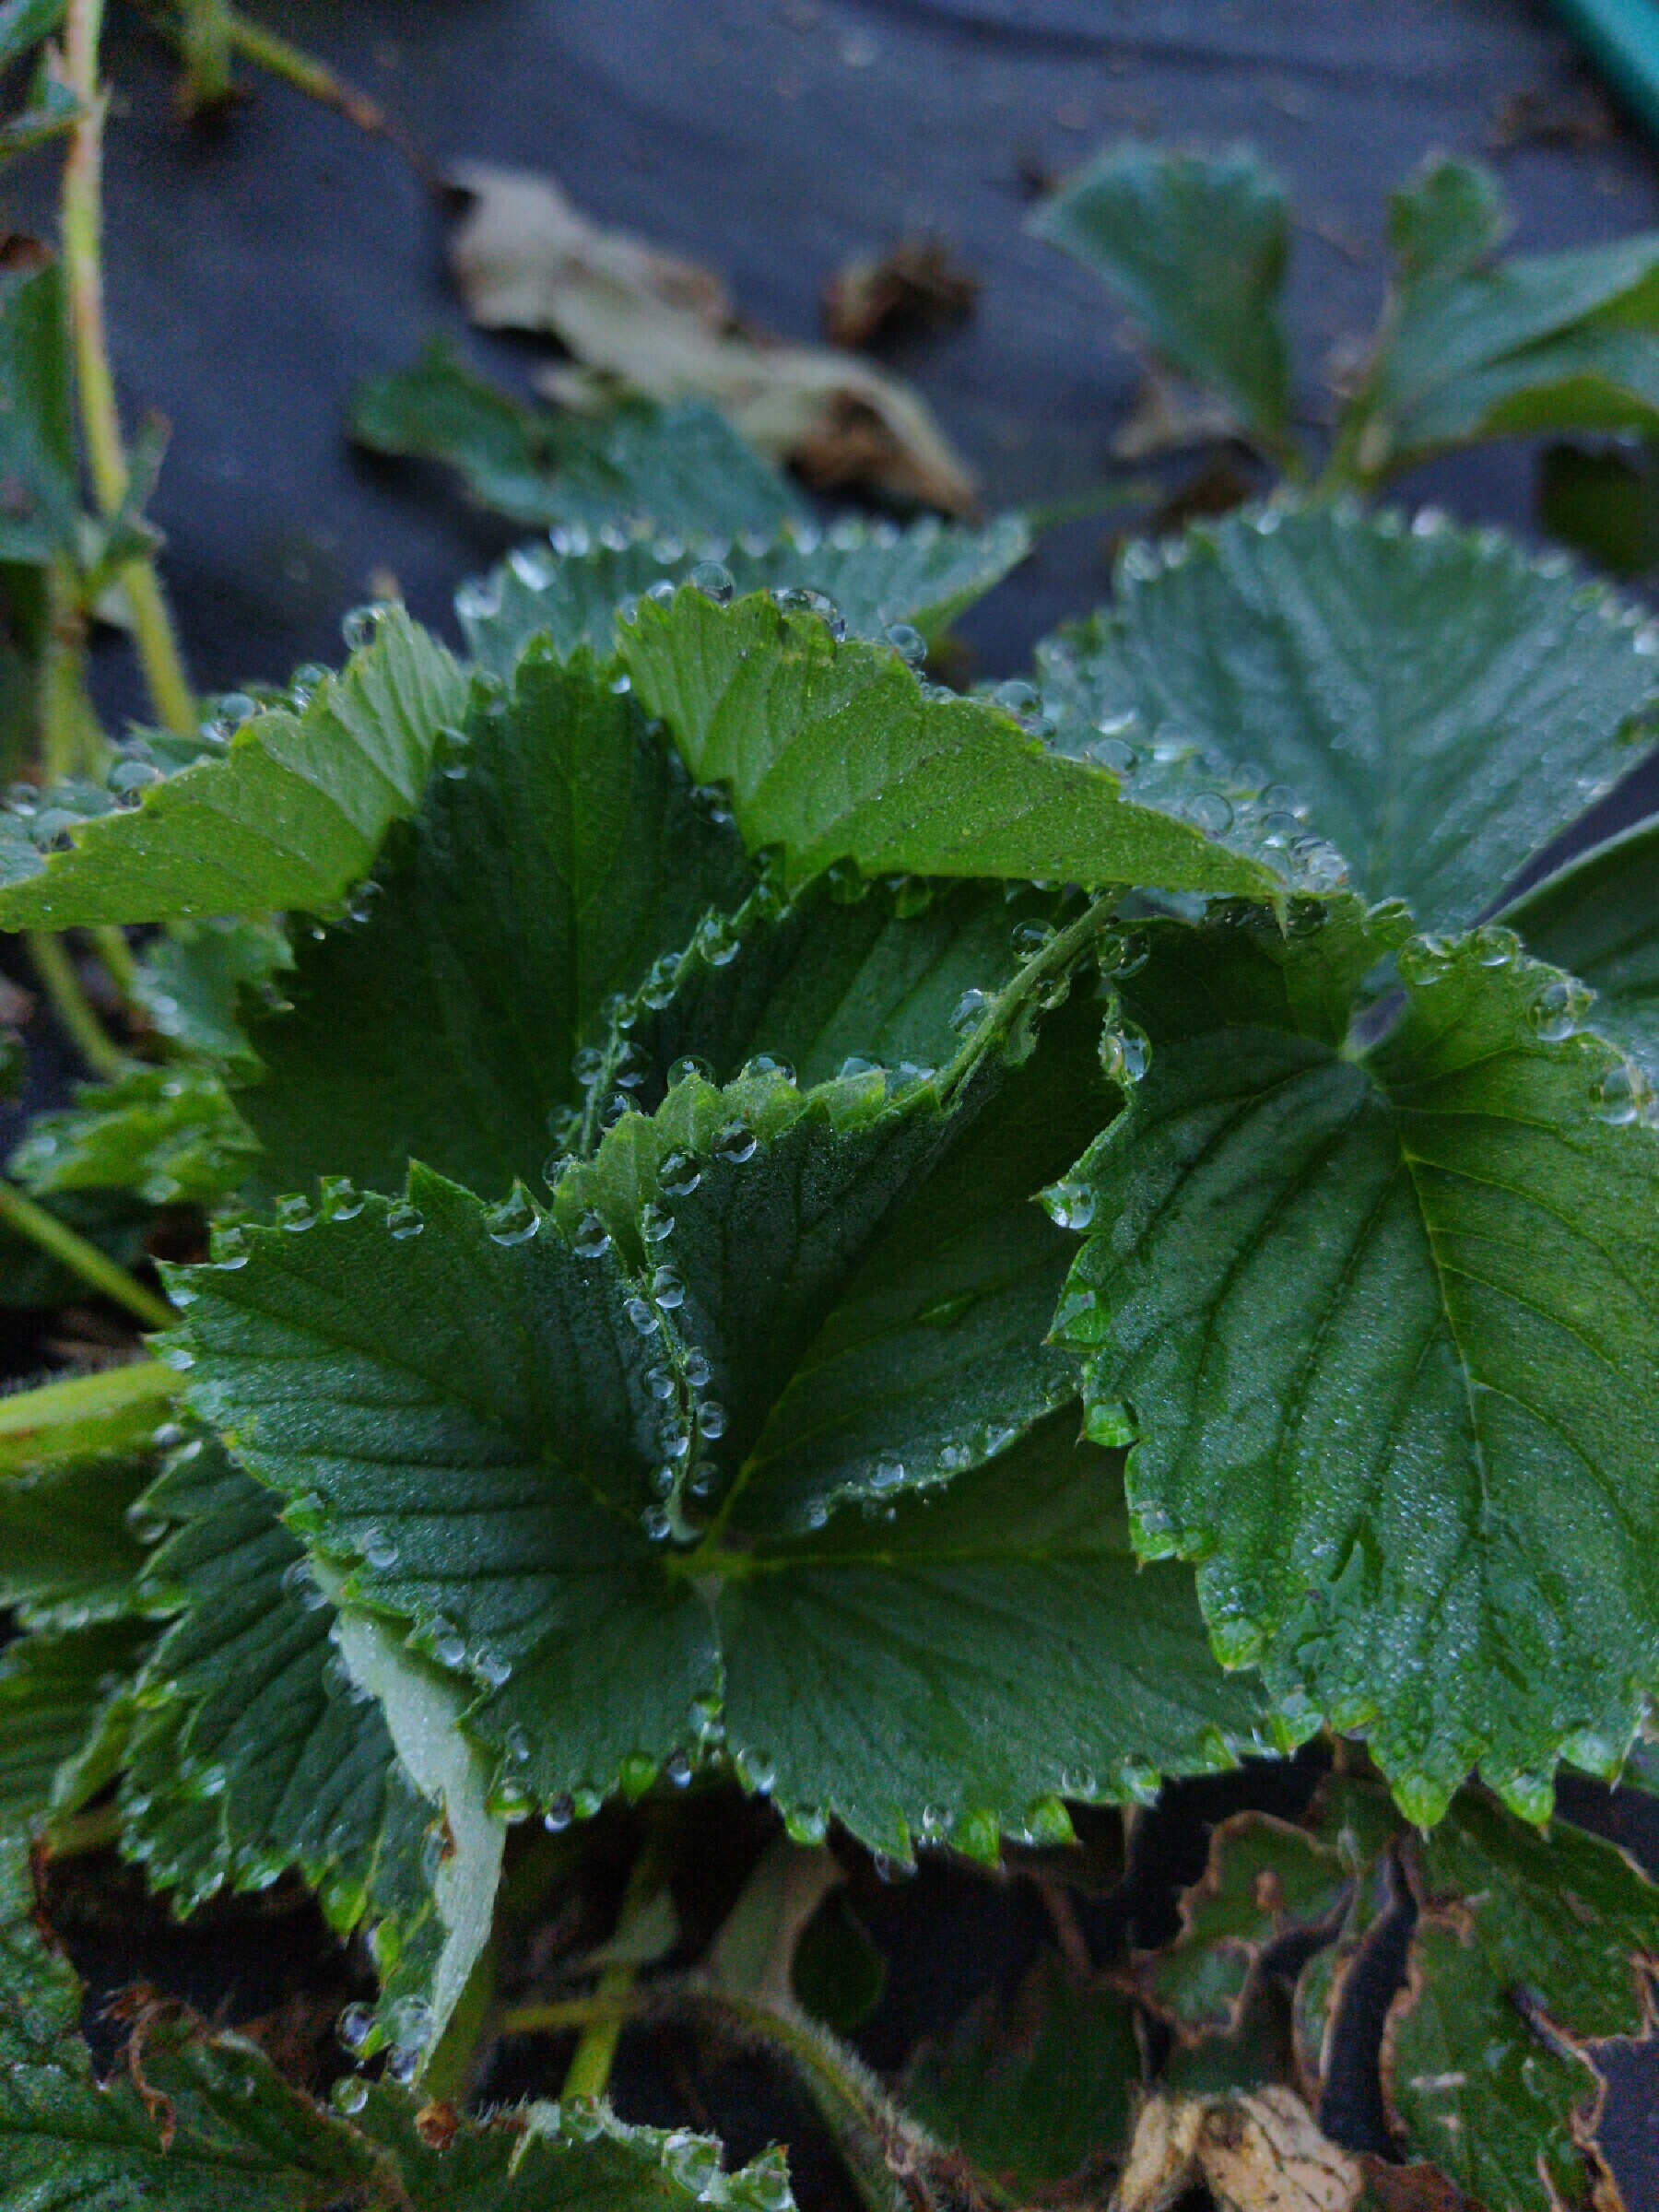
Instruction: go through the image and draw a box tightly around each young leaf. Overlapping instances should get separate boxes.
[239,644,753,1201]
[1054,900,1659,1822]
[352,339,806,535]
[1385,1791,1659,2212]
[460,510,1030,675]
[11,1061,256,1206]
[903,1951,1142,2193]
[133,915,294,1066]
[0,1618,147,1833]
[1501,815,1659,1080]
[1040,505,1659,930]
[1030,144,1292,452]
[0,256,76,564]
[619,587,1291,900]
[170,1063,1261,1854]
[0,608,467,927]
[1358,158,1659,477]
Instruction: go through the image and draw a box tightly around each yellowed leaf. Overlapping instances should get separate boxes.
[1119,2088,1364,2212]
[446,164,978,514]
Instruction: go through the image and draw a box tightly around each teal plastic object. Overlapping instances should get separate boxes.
[1551,0,1659,143]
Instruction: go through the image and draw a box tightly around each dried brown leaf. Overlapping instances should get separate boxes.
[1118,2088,1364,2212]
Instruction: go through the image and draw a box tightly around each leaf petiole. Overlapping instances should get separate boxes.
[0,1178,173,1328]
[26,928,126,1081]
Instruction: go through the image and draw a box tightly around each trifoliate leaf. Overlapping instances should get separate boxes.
[1502,815,1659,1080]
[240,644,752,1202]
[0,1619,147,1834]
[352,339,806,535]
[1030,143,1292,451]
[170,1061,1259,1854]
[620,587,1289,899]
[0,608,467,927]
[460,512,1030,674]
[0,1451,151,1624]
[903,1950,1142,2193]
[1359,159,1659,476]
[1054,900,1659,1819]
[133,915,294,1066]
[0,256,77,564]
[121,1436,493,2062]
[11,1061,256,1206]
[1384,1791,1659,2212]
[1040,505,1659,931]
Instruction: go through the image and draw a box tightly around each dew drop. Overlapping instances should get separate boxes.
[1186,792,1234,836]
[1528,976,1591,1042]
[336,2003,375,2055]
[652,1265,686,1309]
[544,1795,575,1832]
[1594,1063,1642,1125]
[361,1529,399,1571]
[884,621,926,666]
[668,1054,712,1088]
[332,2075,370,2115]
[625,1295,661,1336]
[696,1400,727,1439]
[690,560,735,604]
[641,1504,673,1541]
[572,1211,612,1260]
[1044,1180,1096,1231]
[949,987,990,1034]
[645,1361,677,1402]
[684,1349,712,1389]
[486,1186,540,1245]
[713,1120,758,1165]
[385,1202,424,1240]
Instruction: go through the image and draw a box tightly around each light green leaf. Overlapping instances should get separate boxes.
[1040,505,1659,930]
[171,1055,1259,1853]
[1360,159,1659,476]
[239,644,752,1202]
[352,339,806,535]
[1502,816,1659,1079]
[0,1356,176,1474]
[0,608,468,927]
[903,1950,1142,2192]
[1385,1791,1659,2212]
[461,512,1030,675]
[1055,901,1659,1819]
[1030,143,1292,449]
[619,587,1294,900]
[133,915,294,1066]
[11,1061,256,1206]
[0,1619,147,1834]
[0,257,76,564]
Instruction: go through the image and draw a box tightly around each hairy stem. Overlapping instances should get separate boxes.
[937,889,1122,1110]
[61,0,196,736]
[27,928,125,1080]
[40,557,101,784]
[0,1180,172,1328]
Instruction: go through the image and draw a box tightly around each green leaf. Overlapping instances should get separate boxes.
[352,339,806,535]
[0,79,82,168]
[240,644,752,1202]
[0,256,77,564]
[1537,440,1659,579]
[1055,900,1659,1820]
[1502,816,1659,1080]
[0,607,468,927]
[11,1061,256,1206]
[0,1356,177,1474]
[1384,1792,1659,2212]
[0,0,66,69]
[619,587,1292,900]
[171,1060,1260,1853]
[0,1185,154,1307]
[0,1619,147,1833]
[1040,504,1659,930]
[122,1436,500,2059]
[904,1951,1141,2193]
[132,914,295,1066]
[1360,159,1659,476]
[1142,1811,1350,2038]
[0,1452,150,1624]
[1030,143,1292,448]
[461,512,1030,675]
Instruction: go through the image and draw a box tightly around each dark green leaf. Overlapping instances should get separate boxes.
[0,1186,153,1307]
[904,1951,1141,2192]
[792,1888,886,2031]
[1041,504,1659,930]
[0,1450,150,1624]
[1030,143,1292,449]
[11,1061,256,1206]
[0,256,76,564]
[1056,901,1659,1821]
[461,512,1030,675]
[620,588,1294,900]
[240,645,752,1202]
[1360,159,1659,475]
[1502,816,1659,1080]
[0,0,65,69]
[352,339,805,535]
[0,79,82,168]
[1537,440,1659,579]
[0,1619,147,1833]
[0,608,467,927]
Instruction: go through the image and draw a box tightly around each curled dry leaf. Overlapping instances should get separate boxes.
[446,164,978,513]
[1118,2087,1364,2212]
[820,236,981,347]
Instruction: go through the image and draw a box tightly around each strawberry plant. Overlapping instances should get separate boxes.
[0,16,1656,2208]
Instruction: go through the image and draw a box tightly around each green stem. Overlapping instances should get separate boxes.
[0,1181,172,1328]
[936,889,1122,1109]
[421,1940,498,2106]
[1022,477,1159,533]
[0,1358,179,1471]
[220,9,433,179]
[28,929,126,1080]
[180,0,234,108]
[41,557,101,784]
[561,1822,670,2101]
[62,0,196,736]
[91,924,139,1005]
